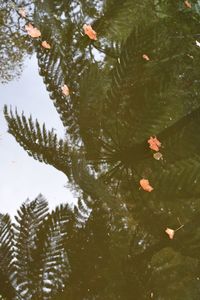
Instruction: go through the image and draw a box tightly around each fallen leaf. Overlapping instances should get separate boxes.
[18,7,26,18]
[153,152,163,160]
[61,84,69,96]
[196,40,200,47]
[142,54,150,61]
[140,178,154,192]
[25,23,41,38]
[41,41,51,49]
[83,24,97,40]
[184,0,192,8]
[165,228,175,239]
[148,136,161,152]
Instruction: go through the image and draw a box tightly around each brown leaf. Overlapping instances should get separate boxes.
[83,24,97,40]
[140,179,154,192]
[61,84,69,96]
[41,41,51,49]
[25,23,41,38]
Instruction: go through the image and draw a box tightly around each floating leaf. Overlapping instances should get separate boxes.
[148,136,161,152]
[196,40,200,48]
[18,7,26,18]
[83,24,97,40]
[41,41,51,49]
[61,84,69,96]
[25,23,41,38]
[140,178,154,192]
[165,228,175,239]
[184,0,192,8]
[153,152,163,160]
[142,54,150,61]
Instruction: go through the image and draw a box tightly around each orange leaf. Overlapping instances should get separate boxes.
[165,228,175,240]
[148,136,161,152]
[61,84,69,96]
[142,54,150,61]
[140,178,154,192]
[184,0,192,8]
[18,7,26,18]
[83,24,97,40]
[41,41,51,49]
[25,23,41,38]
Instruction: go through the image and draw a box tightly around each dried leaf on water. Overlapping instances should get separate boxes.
[83,24,97,40]
[25,23,41,38]
[140,178,154,192]
[196,40,200,47]
[148,136,161,152]
[184,1,192,8]
[153,152,163,160]
[41,41,51,49]
[61,84,69,96]
[165,228,175,239]
[142,54,150,61]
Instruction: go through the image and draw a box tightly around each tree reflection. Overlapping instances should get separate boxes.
[0,1,34,83]
[3,0,200,299]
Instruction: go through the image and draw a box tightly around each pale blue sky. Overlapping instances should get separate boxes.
[0,55,75,217]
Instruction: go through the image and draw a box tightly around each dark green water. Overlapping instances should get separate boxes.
[1,0,200,299]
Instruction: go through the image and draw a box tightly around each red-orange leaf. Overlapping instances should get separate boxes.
[25,23,41,38]
[148,136,161,152]
[140,179,154,192]
[83,24,97,40]
[41,41,51,49]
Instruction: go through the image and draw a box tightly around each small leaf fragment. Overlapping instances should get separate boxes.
[25,23,41,38]
[41,41,51,49]
[184,0,192,8]
[196,40,200,48]
[153,152,163,160]
[61,84,69,96]
[83,24,97,40]
[140,178,154,192]
[142,54,150,61]
[165,228,175,239]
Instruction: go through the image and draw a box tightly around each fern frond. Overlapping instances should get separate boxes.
[30,204,76,298]
[105,17,200,145]
[14,195,49,298]
[4,106,72,177]
[0,214,16,299]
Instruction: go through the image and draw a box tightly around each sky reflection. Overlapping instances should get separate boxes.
[0,55,75,217]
